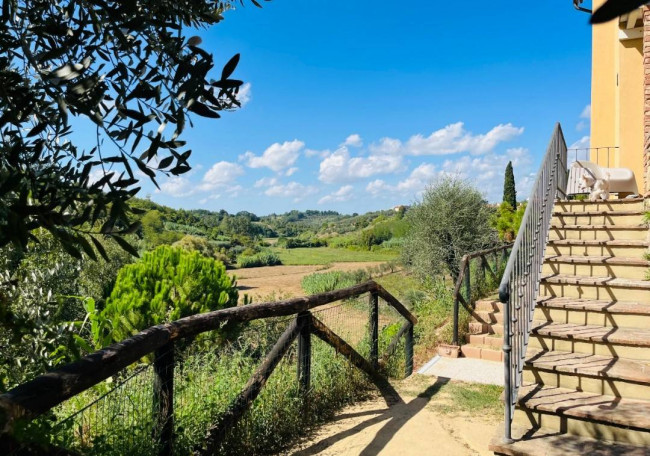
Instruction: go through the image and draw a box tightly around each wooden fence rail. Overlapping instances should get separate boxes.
[0,280,417,456]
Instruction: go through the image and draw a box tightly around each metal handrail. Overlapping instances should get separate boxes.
[567,146,618,169]
[498,123,568,442]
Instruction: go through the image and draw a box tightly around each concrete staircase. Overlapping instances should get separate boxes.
[491,197,650,455]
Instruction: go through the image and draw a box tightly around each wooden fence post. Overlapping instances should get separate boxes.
[153,342,174,456]
[464,260,471,308]
[369,291,379,370]
[297,312,311,395]
[405,323,414,377]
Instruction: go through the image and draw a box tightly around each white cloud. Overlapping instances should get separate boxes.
[264,181,318,202]
[237,82,252,107]
[366,163,437,197]
[241,139,304,172]
[318,147,404,183]
[199,161,244,191]
[318,185,355,204]
[342,134,363,148]
[159,176,194,197]
[569,136,590,149]
[254,176,278,188]
[285,167,299,176]
[368,122,523,156]
[580,104,591,119]
[577,104,591,131]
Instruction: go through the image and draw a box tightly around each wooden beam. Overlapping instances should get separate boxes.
[198,316,304,455]
[627,8,641,29]
[375,284,418,325]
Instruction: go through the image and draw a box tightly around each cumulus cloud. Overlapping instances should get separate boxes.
[342,134,363,148]
[366,164,437,197]
[237,82,252,107]
[241,139,304,172]
[569,136,590,149]
[318,147,404,183]
[577,104,591,131]
[159,176,194,197]
[199,161,244,191]
[254,177,278,188]
[264,181,318,202]
[580,104,591,119]
[285,167,299,176]
[368,122,523,156]
[318,185,355,204]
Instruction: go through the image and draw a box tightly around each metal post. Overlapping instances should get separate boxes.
[369,291,379,370]
[153,342,174,456]
[297,312,311,395]
[405,323,414,377]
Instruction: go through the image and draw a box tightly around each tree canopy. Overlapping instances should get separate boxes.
[0,0,254,259]
[503,161,517,209]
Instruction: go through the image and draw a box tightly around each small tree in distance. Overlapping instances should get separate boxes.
[503,161,517,209]
[402,176,497,281]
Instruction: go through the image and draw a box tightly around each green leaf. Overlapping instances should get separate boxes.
[221,53,240,80]
[111,235,139,257]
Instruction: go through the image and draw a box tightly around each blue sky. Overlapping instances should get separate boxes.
[131,0,594,214]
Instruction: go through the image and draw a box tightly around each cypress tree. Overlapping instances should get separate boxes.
[503,161,517,209]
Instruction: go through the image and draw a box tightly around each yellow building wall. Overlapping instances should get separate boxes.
[590,0,644,191]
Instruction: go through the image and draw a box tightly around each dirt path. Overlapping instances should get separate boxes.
[288,375,498,456]
[231,262,386,301]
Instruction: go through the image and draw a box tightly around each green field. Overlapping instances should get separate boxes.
[271,247,399,265]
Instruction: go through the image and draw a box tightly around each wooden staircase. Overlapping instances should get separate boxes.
[491,198,650,455]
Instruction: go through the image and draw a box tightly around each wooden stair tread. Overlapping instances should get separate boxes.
[553,210,645,216]
[526,349,650,384]
[550,224,647,230]
[542,274,650,289]
[544,255,650,266]
[517,383,650,431]
[555,198,645,203]
[547,239,649,246]
[489,423,650,456]
[531,321,650,346]
[537,297,650,315]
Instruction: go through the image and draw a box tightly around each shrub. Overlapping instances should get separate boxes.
[238,251,282,268]
[301,269,371,294]
[95,246,238,345]
[402,176,498,281]
[491,202,526,242]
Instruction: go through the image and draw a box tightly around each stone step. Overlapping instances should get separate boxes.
[529,321,650,361]
[541,274,650,302]
[489,423,650,456]
[460,344,503,362]
[535,297,650,329]
[545,239,649,258]
[524,349,650,400]
[549,224,648,241]
[554,198,645,213]
[543,255,650,280]
[552,211,645,227]
[514,383,650,445]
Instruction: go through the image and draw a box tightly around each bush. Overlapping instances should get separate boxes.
[301,269,371,295]
[402,176,497,281]
[95,246,238,345]
[238,251,282,268]
[491,202,526,242]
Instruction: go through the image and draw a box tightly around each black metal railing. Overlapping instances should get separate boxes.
[498,123,568,442]
[451,244,512,347]
[0,281,416,455]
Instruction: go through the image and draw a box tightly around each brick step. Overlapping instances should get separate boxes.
[543,255,650,280]
[460,344,503,362]
[552,210,645,227]
[549,224,648,241]
[489,423,650,456]
[541,274,650,302]
[467,333,502,349]
[514,383,650,445]
[529,321,650,360]
[546,239,649,258]
[475,299,503,312]
[553,198,645,214]
[524,349,650,400]
[535,297,650,329]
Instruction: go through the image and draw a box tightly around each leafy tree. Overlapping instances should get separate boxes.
[503,161,517,209]
[95,246,238,345]
[402,176,497,281]
[491,202,526,242]
[0,0,254,257]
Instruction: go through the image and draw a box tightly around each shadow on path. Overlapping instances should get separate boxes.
[292,377,450,456]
